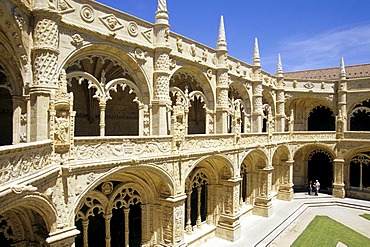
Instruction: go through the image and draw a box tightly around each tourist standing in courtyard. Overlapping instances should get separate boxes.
[315,180,320,195]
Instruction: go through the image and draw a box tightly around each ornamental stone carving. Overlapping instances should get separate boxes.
[155,53,170,71]
[33,18,59,49]
[176,37,183,52]
[100,14,124,31]
[127,21,139,36]
[70,33,83,47]
[80,5,95,23]
[13,7,25,30]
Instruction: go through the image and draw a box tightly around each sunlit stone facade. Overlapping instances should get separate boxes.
[1,0,370,246]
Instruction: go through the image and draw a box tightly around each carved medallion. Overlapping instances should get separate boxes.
[80,5,95,23]
[127,21,138,37]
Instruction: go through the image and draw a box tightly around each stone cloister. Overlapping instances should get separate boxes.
[1,0,370,246]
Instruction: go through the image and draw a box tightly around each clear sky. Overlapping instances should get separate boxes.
[96,0,370,74]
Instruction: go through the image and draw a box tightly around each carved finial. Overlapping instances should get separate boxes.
[340,57,346,78]
[276,53,283,77]
[253,37,261,67]
[217,15,227,50]
[155,0,169,25]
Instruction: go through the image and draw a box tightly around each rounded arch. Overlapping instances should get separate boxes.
[0,192,57,233]
[61,43,151,136]
[229,81,252,133]
[308,105,335,131]
[183,154,235,187]
[348,97,370,131]
[60,43,151,103]
[0,2,26,96]
[170,66,215,110]
[292,144,334,193]
[241,149,269,170]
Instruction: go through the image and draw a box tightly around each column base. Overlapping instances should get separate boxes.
[216,214,241,242]
[332,183,345,198]
[277,185,294,201]
[253,196,273,217]
[46,226,80,247]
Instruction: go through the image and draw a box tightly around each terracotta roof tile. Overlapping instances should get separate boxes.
[284,63,370,80]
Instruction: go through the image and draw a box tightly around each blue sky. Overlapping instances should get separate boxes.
[96,0,370,74]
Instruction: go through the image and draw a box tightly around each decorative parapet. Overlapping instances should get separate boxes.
[0,140,53,185]
[73,136,172,161]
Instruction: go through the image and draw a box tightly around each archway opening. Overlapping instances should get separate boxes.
[105,88,139,136]
[350,154,370,189]
[307,150,333,193]
[350,99,370,131]
[0,87,12,145]
[308,106,335,131]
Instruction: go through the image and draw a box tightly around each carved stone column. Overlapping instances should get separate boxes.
[253,168,273,217]
[277,160,294,201]
[275,89,285,132]
[332,158,345,198]
[152,0,171,135]
[30,8,60,141]
[103,213,112,247]
[215,16,229,134]
[46,226,80,247]
[12,96,23,144]
[275,54,285,132]
[216,177,241,242]
[99,101,106,136]
[338,58,348,132]
[251,38,263,133]
[160,194,186,247]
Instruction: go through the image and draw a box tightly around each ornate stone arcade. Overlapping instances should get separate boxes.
[0,0,370,246]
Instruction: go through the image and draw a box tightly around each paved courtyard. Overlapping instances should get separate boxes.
[202,193,370,247]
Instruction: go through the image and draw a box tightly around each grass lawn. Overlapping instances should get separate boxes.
[291,215,370,247]
[360,213,370,221]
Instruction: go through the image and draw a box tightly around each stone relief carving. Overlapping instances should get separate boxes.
[100,14,124,31]
[128,21,139,36]
[176,37,183,52]
[189,44,196,57]
[304,81,314,89]
[134,47,148,63]
[80,5,95,23]
[142,28,152,43]
[70,33,83,47]
[0,145,53,184]
[58,0,74,13]
[13,7,25,30]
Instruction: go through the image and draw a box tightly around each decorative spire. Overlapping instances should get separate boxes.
[253,37,261,67]
[155,0,169,25]
[157,0,167,12]
[340,57,346,78]
[276,53,283,77]
[217,15,227,50]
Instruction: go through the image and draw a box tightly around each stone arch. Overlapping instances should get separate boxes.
[240,149,269,206]
[170,66,215,134]
[229,80,252,133]
[183,155,234,233]
[183,155,235,185]
[308,105,335,131]
[0,2,27,96]
[285,97,335,131]
[348,97,370,131]
[61,44,151,136]
[73,165,171,247]
[0,193,58,246]
[292,144,334,193]
[262,90,276,132]
[271,145,291,196]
